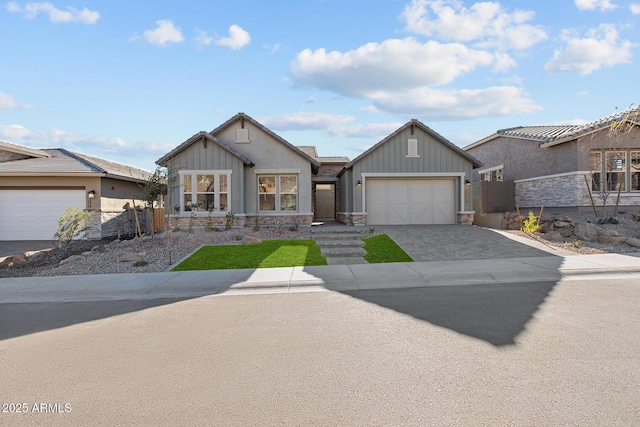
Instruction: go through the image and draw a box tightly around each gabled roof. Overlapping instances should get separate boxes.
[156,131,255,167]
[156,113,320,174]
[342,119,482,170]
[0,147,151,183]
[464,107,640,150]
[0,140,50,158]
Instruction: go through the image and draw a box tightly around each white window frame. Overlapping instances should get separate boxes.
[631,151,640,192]
[257,174,298,212]
[179,170,231,215]
[605,151,626,192]
[406,139,420,158]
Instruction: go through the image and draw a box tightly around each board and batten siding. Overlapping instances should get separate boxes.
[166,139,246,214]
[214,120,314,215]
[346,126,475,213]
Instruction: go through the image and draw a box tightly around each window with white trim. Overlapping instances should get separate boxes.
[632,151,640,191]
[406,139,419,157]
[605,151,626,192]
[258,175,297,212]
[180,171,231,213]
[590,151,602,191]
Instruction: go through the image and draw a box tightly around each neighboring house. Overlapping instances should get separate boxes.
[464,108,640,211]
[0,141,151,240]
[338,119,481,225]
[156,113,481,228]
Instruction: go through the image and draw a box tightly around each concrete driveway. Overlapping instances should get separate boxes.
[376,225,574,262]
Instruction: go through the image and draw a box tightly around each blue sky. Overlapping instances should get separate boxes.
[1,0,639,171]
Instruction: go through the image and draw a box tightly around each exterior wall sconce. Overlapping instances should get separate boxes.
[88,190,96,207]
[356,180,362,187]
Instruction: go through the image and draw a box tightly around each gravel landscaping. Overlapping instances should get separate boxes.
[1,210,639,278]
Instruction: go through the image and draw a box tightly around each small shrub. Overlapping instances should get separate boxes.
[633,212,640,222]
[369,227,376,234]
[274,219,283,230]
[521,211,541,233]
[567,240,582,249]
[253,215,261,231]
[597,215,619,225]
[288,219,301,232]
[232,234,242,241]
[54,207,93,250]
[133,259,149,267]
[225,211,235,231]
[172,226,182,232]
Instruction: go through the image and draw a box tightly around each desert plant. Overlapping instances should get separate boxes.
[232,234,242,241]
[53,207,93,250]
[133,259,149,267]
[274,219,283,230]
[225,211,235,231]
[188,210,196,233]
[597,215,619,225]
[521,211,541,233]
[205,206,214,232]
[633,212,640,221]
[288,218,301,232]
[253,214,261,231]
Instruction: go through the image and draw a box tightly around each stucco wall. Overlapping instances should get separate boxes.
[466,137,578,182]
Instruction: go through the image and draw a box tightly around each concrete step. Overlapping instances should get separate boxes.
[314,239,365,248]
[311,228,363,236]
[325,256,369,265]
[320,247,367,257]
[312,233,364,241]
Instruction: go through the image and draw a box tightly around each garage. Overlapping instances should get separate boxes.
[366,179,455,225]
[0,189,86,240]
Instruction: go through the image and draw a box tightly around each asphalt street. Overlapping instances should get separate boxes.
[1,278,639,426]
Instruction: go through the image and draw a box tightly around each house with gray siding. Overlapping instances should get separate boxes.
[338,119,481,225]
[157,114,482,228]
[464,108,640,210]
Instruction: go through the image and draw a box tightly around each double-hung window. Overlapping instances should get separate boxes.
[632,151,640,191]
[180,171,230,213]
[258,175,297,212]
[605,151,626,192]
[590,151,603,191]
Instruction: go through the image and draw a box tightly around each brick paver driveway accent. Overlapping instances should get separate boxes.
[376,225,570,262]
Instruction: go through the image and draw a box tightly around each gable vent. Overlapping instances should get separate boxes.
[235,128,250,143]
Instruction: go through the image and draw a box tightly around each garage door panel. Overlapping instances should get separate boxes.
[366,178,455,225]
[0,190,86,240]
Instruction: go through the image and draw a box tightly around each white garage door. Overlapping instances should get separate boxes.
[366,179,455,225]
[0,190,86,240]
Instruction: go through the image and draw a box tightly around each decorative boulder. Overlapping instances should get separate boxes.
[573,222,601,242]
[116,252,146,263]
[544,231,565,242]
[60,255,84,266]
[626,237,640,248]
[598,236,627,245]
[243,236,262,245]
[1,255,27,266]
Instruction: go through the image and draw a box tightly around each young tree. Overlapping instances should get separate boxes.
[140,166,168,237]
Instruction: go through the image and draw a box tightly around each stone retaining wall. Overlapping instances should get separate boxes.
[515,173,591,208]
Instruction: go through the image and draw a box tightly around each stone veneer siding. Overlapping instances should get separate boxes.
[336,212,366,226]
[172,214,313,229]
[515,172,592,208]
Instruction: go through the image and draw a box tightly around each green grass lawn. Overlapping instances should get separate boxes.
[171,240,327,271]
[363,234,414,263]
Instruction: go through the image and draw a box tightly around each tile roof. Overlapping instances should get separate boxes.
[0,140,50,158]
[466,107,640,150]
[0,147,151,183]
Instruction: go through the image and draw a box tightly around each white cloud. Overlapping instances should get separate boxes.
[0,124,170,170]
[0,93,32,109]
[6,1,99,24]
[195,29,213,46]
[578,91,590,96]
[327,123,405,139]
[368,86,541,120]
[132,20,184,46]
[215,25,250,50]
[631,3,640,14]
[544,24,634,75]
[258,112,355,131]
[292,37,495,97]
[574,0,617,11]
[402,0,547,50]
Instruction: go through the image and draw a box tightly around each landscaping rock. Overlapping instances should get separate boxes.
[60,255,84,266]
[626,237,640,248]
[599,230,619,237]
[598,236,627,245]
[554,220,571,228]
[116,252,146,263]
[243,236,262,245]
[544,231,565,242]
[573,222,601,242]
[559,226,574,238]
[1,255,27,266]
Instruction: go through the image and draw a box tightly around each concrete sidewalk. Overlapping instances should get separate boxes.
[2,252,640,303]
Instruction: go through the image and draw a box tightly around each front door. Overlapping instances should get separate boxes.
[315,184,335,220]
